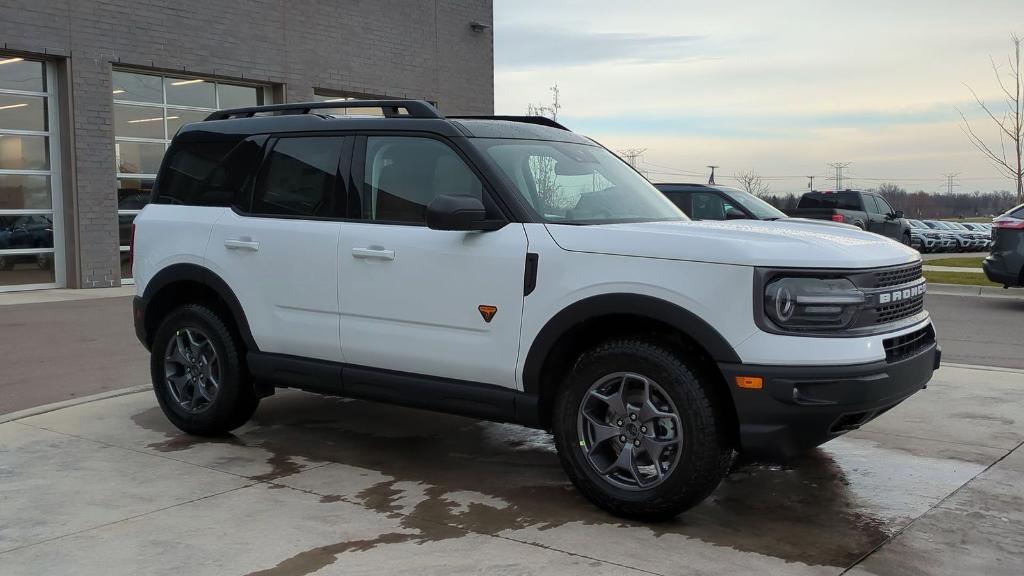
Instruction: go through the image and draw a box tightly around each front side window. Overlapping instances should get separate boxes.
[477,139,685,224]
[361,136,486,224]
[688,192,734,220]
[253,137,344,218]
[874,196,894,214]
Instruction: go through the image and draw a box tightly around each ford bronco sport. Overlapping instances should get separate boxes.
[132,100,940,520]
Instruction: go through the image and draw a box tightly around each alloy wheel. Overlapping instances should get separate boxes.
[163,327,221,414]
[577,372,683,490]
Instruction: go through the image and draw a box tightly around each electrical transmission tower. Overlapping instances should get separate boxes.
[619,148,648,176]
[943,172,960,194]
[827,162,852,191]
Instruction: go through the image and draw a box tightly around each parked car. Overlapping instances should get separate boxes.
[983,204,1024,287]
[784,190,912,244]
[0,215,54,271]
[132,99,939,520]
[959,223,992,250]
[919,221,959,253]
[905,219,953,253]
[653,183,858,230]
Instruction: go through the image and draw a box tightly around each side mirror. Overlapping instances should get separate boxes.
[426,195,490,231]
[888,210,904,219]
[725,208,748,220]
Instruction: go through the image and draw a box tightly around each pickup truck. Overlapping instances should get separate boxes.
[785,190,911,245]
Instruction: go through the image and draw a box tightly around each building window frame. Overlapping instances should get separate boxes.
[0,56,64,292]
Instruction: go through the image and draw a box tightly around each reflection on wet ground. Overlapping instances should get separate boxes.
[130,391,980,573]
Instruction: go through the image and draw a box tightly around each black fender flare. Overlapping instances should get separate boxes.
[141,263,258,351]
[521,293,741,395]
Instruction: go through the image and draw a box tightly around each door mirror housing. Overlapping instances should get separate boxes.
[426,195,497,231]
[892,209,905,219]
[724,208,748,220]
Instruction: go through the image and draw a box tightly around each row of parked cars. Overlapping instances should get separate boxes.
[905,220,992,253]
[652,183,1023,288]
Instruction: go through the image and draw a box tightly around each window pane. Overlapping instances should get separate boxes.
[217,84,261,109]
[165,77,216,108]
[690,192,729,220]
[120,248,132,279]
[0,93,47,131]
[112,71,163,104]
[254,137,343,217]
[118,178,154,211]
[154,140,240,206]
[0,174,51,210]
[0,250,55,286]
[114,104,165,139]
[166,109,210,136]
[0,58,44,92]
[116,141,164,174]
[363,137,483,223]
[0,214,54,249]
[0,134,49,170]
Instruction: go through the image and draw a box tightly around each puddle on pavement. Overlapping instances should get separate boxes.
[130,392,978,573]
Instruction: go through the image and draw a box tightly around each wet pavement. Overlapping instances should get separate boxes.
[1,364,1022,575]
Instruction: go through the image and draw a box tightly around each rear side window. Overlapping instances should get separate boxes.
[252,137,345,218]
[153,140,242,206]
[1010,204,1024,219]
[798,192,861,210]
[665,192,693,216]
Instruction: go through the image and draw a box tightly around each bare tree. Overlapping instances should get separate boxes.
[526,85,573,209]
[733,170,771,199]
[959,34,1023,204]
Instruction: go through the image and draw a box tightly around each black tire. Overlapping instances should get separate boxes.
[902,232,912,247]
[150,304,258,435]
[552,339,732,521]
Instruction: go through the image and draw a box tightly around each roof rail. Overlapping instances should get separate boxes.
[449,115,570,131]
[204,99,443,121]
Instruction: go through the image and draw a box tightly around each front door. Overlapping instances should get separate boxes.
[338,135,527,387]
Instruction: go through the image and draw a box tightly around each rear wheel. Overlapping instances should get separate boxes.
[552,339,732,520]
[151,304,258,435]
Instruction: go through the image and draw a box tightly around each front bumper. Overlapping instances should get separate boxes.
[718,336,940,460]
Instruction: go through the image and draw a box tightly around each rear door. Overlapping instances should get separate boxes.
[337,134,527,387]
[206,135,351,362]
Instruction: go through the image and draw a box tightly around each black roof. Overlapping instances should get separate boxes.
[175,99,592,145]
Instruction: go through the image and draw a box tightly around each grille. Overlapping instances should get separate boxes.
[874,263,923,288]
[875,296,925,324]
[883,325,935,363]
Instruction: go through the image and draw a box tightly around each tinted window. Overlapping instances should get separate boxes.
[154,140,243,206]
[875,196,894,214]
[687,192,736,220]
[253,137,344,217]
[665,192,693,216]
[361,137,486,223]
[864,195,883,214]
[798,192,862,210]
[1009,204,1024,218]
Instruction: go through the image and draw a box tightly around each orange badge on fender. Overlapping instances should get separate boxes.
[478,305,497,323]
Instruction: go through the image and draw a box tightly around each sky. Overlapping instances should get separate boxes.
[493,0,1023,195]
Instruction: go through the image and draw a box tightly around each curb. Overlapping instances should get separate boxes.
[941,362,1024,375]
[0,385,151,424]
[927,283,1024,300]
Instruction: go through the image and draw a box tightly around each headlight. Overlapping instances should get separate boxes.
[764,277,865,331]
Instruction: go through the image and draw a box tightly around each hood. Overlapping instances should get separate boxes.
[545,220,921,269]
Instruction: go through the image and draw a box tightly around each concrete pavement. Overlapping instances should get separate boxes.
[1,364,1021,575]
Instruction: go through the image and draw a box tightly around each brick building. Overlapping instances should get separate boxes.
[0,0,494,290]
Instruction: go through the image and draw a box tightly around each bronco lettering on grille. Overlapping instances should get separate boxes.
[877,281,927,304]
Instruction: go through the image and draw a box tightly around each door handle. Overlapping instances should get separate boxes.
[224,237,260,251]
[351,246,395,260]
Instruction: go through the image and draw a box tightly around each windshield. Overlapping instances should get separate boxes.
[721,187,786,219]
[908,219,926,228]
[475,138,687,224]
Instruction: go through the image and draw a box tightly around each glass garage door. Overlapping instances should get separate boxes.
[0,56,63,290]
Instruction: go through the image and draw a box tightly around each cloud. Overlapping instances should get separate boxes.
[496,24,707,69]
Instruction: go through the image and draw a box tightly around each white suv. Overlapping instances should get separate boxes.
[131,100,940,520]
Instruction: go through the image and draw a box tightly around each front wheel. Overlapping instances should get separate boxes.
[151,304,258,435]
[902,232,912,247]
[552,339,732,521]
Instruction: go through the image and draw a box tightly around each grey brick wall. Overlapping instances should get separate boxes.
[0,0,494,288]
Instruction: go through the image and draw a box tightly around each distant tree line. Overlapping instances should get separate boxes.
[759,184,1019,219]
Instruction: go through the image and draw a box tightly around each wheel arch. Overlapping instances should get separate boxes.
[141,263,257,352]
[522,294,741,433]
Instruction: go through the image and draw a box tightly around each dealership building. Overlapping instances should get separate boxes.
[0,0,493,291]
